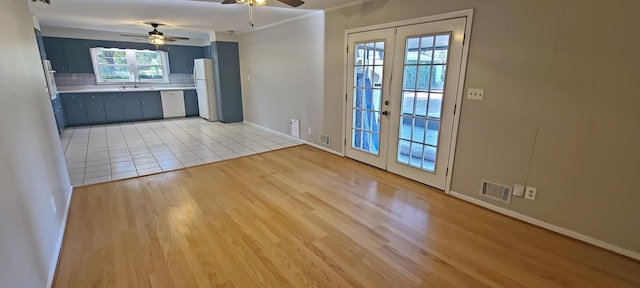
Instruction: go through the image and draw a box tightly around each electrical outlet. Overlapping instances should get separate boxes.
[467,88,485,100]
[513,184,525,197]
[525,186,537,200]
[307,127,312,135]
[71,74,77,80]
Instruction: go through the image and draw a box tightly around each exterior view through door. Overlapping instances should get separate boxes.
[345,17,467,190]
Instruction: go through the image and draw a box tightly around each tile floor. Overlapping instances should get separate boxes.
[60,118,302,186]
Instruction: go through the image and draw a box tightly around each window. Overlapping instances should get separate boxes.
[90,48,170,83]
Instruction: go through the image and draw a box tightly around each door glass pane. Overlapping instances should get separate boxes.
[401,92,415,115]
[403,66,417,90]
[351,40,385,155]
[425,120,440,147]
[428,93,443,119]
[418,36,434,64]
[412,118,426,142]
[415,92,428,117]
[416,65,431,91]
[395,33,451,173]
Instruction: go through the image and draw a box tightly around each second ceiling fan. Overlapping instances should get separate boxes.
[221,0,306,27]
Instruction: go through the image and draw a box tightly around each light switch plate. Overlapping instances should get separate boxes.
[525,186,537,200]
[468,88,485,100]
[513,184,525,197]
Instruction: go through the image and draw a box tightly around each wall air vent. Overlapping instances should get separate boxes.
[480,180,512,204]
[319,134,330,146]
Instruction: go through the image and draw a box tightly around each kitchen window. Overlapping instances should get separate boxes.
[90,48,170,83]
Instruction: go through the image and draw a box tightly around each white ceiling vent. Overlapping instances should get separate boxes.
[480,180,512,204]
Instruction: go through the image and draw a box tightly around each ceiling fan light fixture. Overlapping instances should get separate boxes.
[149,36,165,45]
[236,0,268,6]
[254,0,268,5]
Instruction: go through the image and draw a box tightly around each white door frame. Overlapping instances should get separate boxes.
[342,9,474,193]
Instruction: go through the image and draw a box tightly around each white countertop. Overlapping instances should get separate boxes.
[57,85,196,94]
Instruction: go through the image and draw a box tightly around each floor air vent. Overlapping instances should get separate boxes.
[320,134,330,146]
[480,180,512,204]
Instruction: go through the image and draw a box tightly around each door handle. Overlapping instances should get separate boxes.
[382,111,389,116]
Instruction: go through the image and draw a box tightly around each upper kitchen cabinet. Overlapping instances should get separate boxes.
[42,37,94,73]
[167,45,204,74]
[167,45,188,74]
[62,39,94,73]
[43,37,68,73]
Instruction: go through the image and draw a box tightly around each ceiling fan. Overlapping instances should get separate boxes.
[220,0,306,27]
[120,23,190,46]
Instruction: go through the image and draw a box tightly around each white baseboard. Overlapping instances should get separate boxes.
[449,191,640,261]
[243,121,345,157]
[46,185,73,288]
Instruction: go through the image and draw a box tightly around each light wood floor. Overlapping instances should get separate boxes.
[54,145,640,288]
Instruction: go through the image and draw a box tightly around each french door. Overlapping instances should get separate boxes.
[345,18,466,190]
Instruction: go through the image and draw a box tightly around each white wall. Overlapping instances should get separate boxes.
[239,12,325,145]
[0,0,72,286]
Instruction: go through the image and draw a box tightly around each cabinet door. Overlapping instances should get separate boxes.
[185,47,204,74]
[63,39,94,73]
[167,46,188,74]
[184,90,199,117]
[85,94,107,124]
[140,92,164,120]
[61,94,88,126]
[104,94,125,123]
[51,96,65,132]
[123,95,143,121]
[43,38,68,73]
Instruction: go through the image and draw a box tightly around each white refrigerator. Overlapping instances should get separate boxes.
[193,58,218,121]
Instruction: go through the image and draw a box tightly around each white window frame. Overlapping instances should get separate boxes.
[90,47,170,84]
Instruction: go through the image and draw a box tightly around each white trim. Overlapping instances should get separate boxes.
[445,10,474,193]
[243,121,345,157]
[449,191,640,261]
[345,9,475,34]
[241,11,324,34]
[46,186,73,288]
[342,10,475,193]
[324,0,372,13]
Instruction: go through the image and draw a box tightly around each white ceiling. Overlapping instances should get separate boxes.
[29,0,359,40]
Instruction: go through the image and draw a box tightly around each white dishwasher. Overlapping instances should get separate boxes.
[160,90,186,118]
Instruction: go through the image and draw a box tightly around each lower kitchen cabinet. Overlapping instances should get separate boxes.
[140,92,164,120]
[123,95,143,121]
[85,95,107,124]
[184,90,199,117]
[61,91,165,127]
[62,94,88,126]
[104,94,125,122]
[51,96,66,132]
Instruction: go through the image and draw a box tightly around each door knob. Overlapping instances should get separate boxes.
[382,111,389,116]
[384,100,389,105]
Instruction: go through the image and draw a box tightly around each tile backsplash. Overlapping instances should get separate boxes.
[55,73,194,86]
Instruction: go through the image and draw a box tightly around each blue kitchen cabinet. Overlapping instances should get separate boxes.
[63,39,94,73]
[184,90,199,117]
[186,47,204,73]
[85,94,107,124]
[140,92,163,120]
[104,94,125,122]
[61,94,88,126]
[43,38,68,73]
[122,95,143,121]
[52,96,66,132]
[167,45,188,74]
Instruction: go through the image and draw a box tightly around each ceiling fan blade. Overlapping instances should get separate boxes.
[221,0,236,4]
[277,0,304,7]
[121,34,151,38]
[166,36,190,41]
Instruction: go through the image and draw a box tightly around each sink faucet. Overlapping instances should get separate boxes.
[133,75,139,88]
